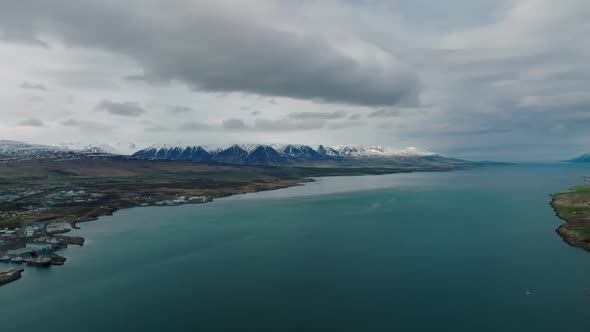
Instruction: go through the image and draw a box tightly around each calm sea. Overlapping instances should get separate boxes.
[1,164,589,331]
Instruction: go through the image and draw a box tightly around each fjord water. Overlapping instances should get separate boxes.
[1,164,590,331]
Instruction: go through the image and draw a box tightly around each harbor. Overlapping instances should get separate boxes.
[0,221,84,286]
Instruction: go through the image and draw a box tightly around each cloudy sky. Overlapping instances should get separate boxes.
[1,0,589,160]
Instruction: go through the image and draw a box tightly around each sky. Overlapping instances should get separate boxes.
[0,0,589,161]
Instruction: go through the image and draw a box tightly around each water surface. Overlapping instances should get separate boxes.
[1,164,589,331]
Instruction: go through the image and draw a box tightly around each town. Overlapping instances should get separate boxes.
[0,221,83,286]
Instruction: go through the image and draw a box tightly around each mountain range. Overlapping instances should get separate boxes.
[131,144,473,167]
[0,140,508,168]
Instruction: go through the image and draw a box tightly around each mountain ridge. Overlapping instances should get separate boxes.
[131,143,473,168]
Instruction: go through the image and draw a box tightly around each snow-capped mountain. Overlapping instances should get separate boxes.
[0,140,74,162]
[59,142,119,155]
[273,144,323,160]
[0,139,475,168]
[333,145,434,157]
[0,140,122,162]
[0,140,66,154]
[131,143,467,167]
[58,141,137,155]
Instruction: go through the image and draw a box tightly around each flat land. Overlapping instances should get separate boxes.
[551,184,590,251]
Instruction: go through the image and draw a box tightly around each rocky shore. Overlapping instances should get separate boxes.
[550,184,590,252]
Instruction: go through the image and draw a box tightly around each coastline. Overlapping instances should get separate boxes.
[0,159,492,278]
[550,185,590,252]
[0,176,312,266]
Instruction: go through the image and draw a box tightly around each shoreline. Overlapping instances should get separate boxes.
[550,185,590,252]
[0,176,313,267]
[66,177,315,232]
[0,163,491,280]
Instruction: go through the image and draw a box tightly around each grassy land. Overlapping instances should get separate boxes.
[551,184,590,251]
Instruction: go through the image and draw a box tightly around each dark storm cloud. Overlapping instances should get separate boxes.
[0,0,420,107]
[287,111,348,120]
[20,82,47,91]
[95,100,146,117]
[19,118,44,127]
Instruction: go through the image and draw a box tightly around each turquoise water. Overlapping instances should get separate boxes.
[1,164,590,331]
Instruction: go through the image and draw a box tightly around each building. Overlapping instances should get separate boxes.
[25,243,53,251]
[7,247,37,257]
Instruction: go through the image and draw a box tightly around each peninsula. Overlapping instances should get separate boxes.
[551,183,590,251]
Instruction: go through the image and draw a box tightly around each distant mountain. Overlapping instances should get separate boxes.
[0,139,489,169]
[59,142,119,155]
[59,141,137,155]
[132,143,475,168]
[0,140,118,162]
[568,153,590,163]
[274,144,323,160]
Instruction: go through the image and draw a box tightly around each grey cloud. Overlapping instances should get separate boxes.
[254,118,325,131]
[19,118,44,127]
[20,82,47,91]
[327,120,367,130]
[222,118,247,130]
[287,111,348,120]
[368,108,406,118]
[28,96,44,103]
[167,105,192,114]
[145,125,170,133]
[348,114,361,120]
[96,100,145,117]
[178,122,210,131]
[123,74,147,82]
[251,110,261,116]
[61,119,80,127]
[0,0,420,107]
[61,118,112,131]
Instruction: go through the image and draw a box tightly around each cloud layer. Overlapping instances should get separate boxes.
[0,0,420,107]
[0,0,589,160]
